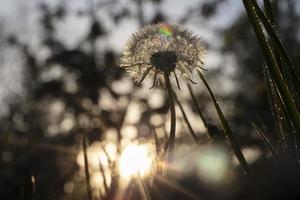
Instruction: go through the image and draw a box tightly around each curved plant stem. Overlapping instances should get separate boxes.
[197,71,249,173]
[82,132,93,200]
[164,73,176,163]
[173,91,198,143]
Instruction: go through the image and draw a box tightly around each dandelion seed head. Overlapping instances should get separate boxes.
[150,51,177,72]
[120,23,206,85]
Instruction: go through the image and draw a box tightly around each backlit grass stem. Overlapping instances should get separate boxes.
[242,0,300,134]
[197,71,249,173]
[252,123,280,161]
[253,0,300,95]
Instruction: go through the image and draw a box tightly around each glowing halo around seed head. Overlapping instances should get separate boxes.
[118,143,155,179]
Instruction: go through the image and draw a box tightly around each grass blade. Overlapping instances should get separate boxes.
[252,123,280,160]
[197,71,249,173]
[263,66,295,156]
[263,0,275,24]
[255,0,300,96]
[242,0,300,134]
[263,66,287,150]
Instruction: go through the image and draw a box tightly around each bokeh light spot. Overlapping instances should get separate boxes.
[119,143,154,179]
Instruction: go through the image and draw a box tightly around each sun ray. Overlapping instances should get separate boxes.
[154,175,200,200]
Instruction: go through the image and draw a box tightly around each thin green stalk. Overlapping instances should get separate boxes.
[253,1,300,95]
[173,91,198,143]
[197,71,249,173]
[263,67,288,152]
[243,0,300,134]
[254,0,300,95]
[263,0,286,80]
[252,123,280,160]
[263,66,297,157]
[187,84,222,141]
[187,84,208,128]
[164,73,176,163]
[82,132,93,200]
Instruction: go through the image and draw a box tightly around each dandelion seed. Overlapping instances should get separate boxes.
[120,23,206,87]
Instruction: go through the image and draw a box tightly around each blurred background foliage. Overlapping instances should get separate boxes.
[0,0,300,199]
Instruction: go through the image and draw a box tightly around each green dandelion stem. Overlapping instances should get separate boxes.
[164,72,176,163]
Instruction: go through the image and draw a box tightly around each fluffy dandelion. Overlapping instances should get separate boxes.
[120,23,249,173]
[120,23,206,88]
[120,23,206,164]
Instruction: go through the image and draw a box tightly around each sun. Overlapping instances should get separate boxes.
[118,143,155,179]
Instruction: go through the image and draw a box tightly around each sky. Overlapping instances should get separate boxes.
[0,0,245,116]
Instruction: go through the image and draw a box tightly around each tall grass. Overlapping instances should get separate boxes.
[242,0,300,160]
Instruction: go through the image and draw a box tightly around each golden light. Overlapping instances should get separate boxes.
[118,143,155,179]
[76,141,117,197]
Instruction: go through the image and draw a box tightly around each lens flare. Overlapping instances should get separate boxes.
[118,143,154,179]
[159,24,173,37]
